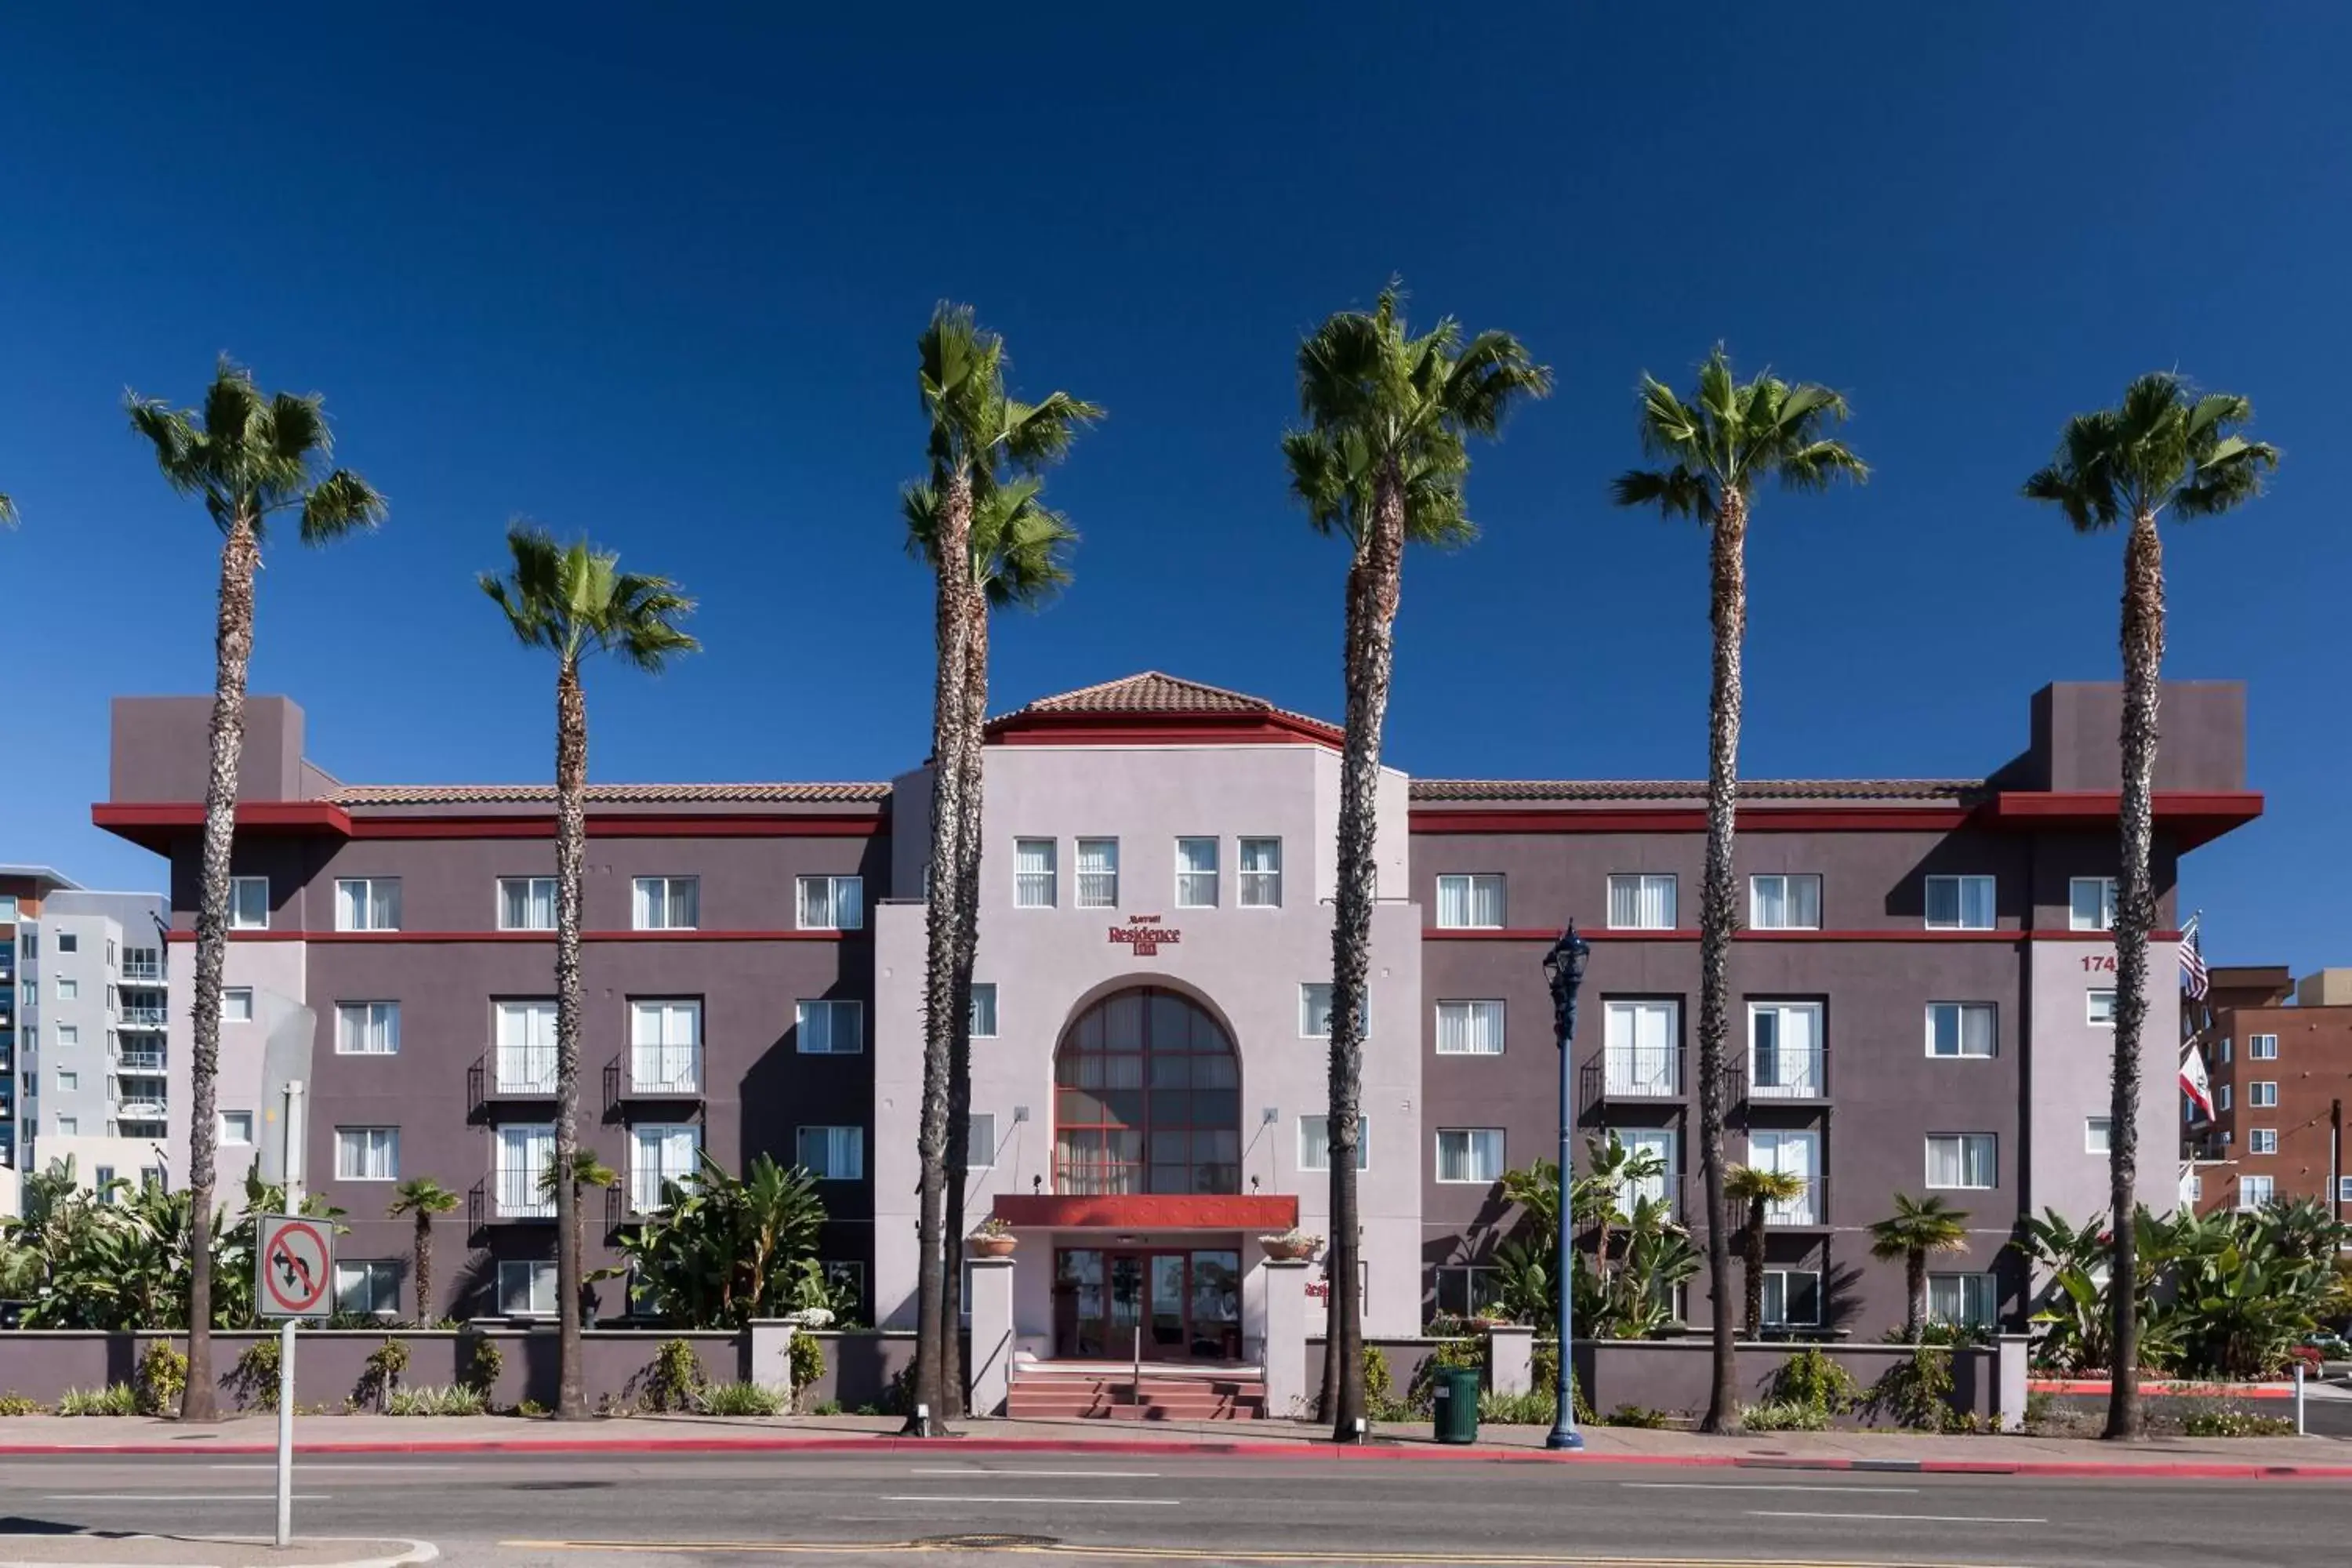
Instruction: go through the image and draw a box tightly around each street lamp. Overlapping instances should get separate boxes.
[1541,922,1591,1451]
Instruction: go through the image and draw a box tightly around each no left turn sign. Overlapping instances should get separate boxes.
[257,1215,333,1318]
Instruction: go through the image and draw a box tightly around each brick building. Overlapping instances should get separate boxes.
[2187,967,2352,1216]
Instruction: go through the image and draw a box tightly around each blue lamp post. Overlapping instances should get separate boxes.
[1542,922,1591,1451]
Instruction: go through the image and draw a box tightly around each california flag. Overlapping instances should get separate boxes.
[2180,1047,2214,1120]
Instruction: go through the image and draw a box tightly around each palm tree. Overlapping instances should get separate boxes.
[902,304,1096,1431]
[125,358,384,1418]
[1723,1164,1809,1336]
[0,492,16,525]
[1286,283,1549,1441]
[1867,1194,1972,1344]
[387,1178,459,1327]
[1580,1133,1668,1277]
[481,527,697,1417]
[2022,373,2276,1435]
[540,1147,620,1325]
[1610,347,1864,1432]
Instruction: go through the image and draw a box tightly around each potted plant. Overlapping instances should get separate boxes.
[970,1216,1018,1258]
[1259,1227,1323,1262]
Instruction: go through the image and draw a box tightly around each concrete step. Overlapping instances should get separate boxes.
[1008,1371,1265,1421]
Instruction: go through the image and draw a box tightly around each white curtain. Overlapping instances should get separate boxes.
[1437,1000,1503,1055]
[340,1002,399,1055]
[1617,1129,1676,1215]
[497,1002,557,1091]
[799,1126,863,1180]
[1077,840,1119,906]
[503,878,554,930]
[1439,1129,1501,1184]
[1753,1131,1817,1221]
[338,879,399,931]
[1438,876,1504,927]
[1177,838,1218,906]
[1238,838,1281,906]
[1751,1004,1823,1094]
[1929,1134,1993,1189]
[798,1000,861,1055]
[337,1128,398,1181]
[1753,875,1820,928]
[498,1125,554,1214]
[1606,1000,1679,1094]
[633,1001,700,1089]
[1015,840,1057,906]
[1609,874,1675,929]
[633,1125,699,1211]
[1930,1003,1995,1058]
[969,984,997,1038]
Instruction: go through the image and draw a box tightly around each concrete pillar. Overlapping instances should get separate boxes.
[967,1256,1018,1417]
[1996,1333,2031,1432]
[748,1319,796,1404]
[1486,1324,1534,1396]
[1261,1259,1309,1420]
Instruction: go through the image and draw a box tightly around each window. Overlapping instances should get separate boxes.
[53,1116,78,1136]
[497,1259,558,1316]
[2250,1080,2279,1108]
[1238,837,1283,907]
[56,932,79,954]
[822,1260,866,1308]
[2339,1176,2352,1205]
[1014,839,1058,908]
[1748,1130,1819,1222]
[1435,1128,1504,1185]
[1076,839,1120,908]
[1607,873,1676,931]
[55,1024,78,1048]
[1926,1133,1996,1189]
[54,977,77,1001]
[1614,1128,1677,1217]
[230,877,270,929]
[2087,990,2117,1026]
[1929,1273,1997,1329]
[1762,1269,1820,1327]
[797,1125,866,1181]
[797,999,864,1055]
[1925,874,1995,930]
[632,877,700,931]
[2219,1083,2233,1112]
[2238,1174,2275,1211]
[1298,983,1365,1040]
[2220,1036,2233,1064]
[495,1124,555,1216]
[1926,1002,1996,1058]
[93,1165,116,1200]
[1435,1000,1504,1056]
[2069,877,2118,931]
[1433,1265,1501,1319]
[219,1110,254,1144]
[335,1126,400,1181]
[630,1124,700,1213]
[797,875,865,931]
[2085,1116,2111,1153]
[1300,1114,1370,1171]
[630,1000,702,1091]
[55,1070,78,1093]
[1749,1002,1824,1095]
[1749,873,1822,930]
[2187,1174,2204,1202]
[1175,838,1219,908]
[498,877,556,931]
[2250,1128,2279,1155]
[222,987,254,1022]
[495,1000,558,1093]
[969,983,998,1038]
[334,1260,401,1317]
[967,1112,997,1169]
[0,895,13,921]
[1436,874,1505,929]
[2249,1033,2279,1060]
[336,1001,401,1056]
[334,877,402,932]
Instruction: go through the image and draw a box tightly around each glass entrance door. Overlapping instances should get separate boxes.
[1054,1246,1244,1361]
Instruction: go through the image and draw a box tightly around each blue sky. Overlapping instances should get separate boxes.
[2,4,2343,968]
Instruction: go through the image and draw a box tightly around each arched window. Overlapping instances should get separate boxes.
[1054,988,1240,1195]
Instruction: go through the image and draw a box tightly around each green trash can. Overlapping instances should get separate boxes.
[1433,1365,1481,1444]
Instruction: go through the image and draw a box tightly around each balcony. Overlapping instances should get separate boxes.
[470,1169,556,1229]
[603,1047,704,1111]
[118,1006,168,1029]
[121,960,165,983]
[1744,1046,1828,1103]
[116,1049,166,1073]
[612,1154,702,1222]
[1759,1176,1828,1229]
[1578,1045,1685,1113]
[117,1098,169,1121]
[469,1051,557,1116]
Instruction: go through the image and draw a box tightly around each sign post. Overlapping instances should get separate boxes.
[256,1081,323,1548]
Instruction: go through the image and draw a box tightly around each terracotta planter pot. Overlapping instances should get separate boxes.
[970,1234,1018,1259]
[1261,1239,1315,1262]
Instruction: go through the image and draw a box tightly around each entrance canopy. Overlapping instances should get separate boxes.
[991,1192,1298,1231]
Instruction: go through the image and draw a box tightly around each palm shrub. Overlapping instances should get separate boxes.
[1612,347,1864,1431]
[1867,1194,1971,1343]
[387,1178,459,1327]
[2021,373,2276,1438]
[615,1152,827,1327]
[135,1341,188,1416]
[1724,1164,1809,1335]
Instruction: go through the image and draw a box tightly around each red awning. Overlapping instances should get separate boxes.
[989,1194,1298,1232]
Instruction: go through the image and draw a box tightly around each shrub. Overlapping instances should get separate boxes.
[135,1341,188,1416]
[641,1338,706,1413]
[1871,1347,1958,1432]
[354,1338,410,1413]
[2181,1406,2296,1438]
[697,1381,784,1417]
[385,1385,489,1417]
[811,1399,844,1416]
[789,1330,824,1410]
[57,1385,138,1417]
[227,1338,282,1411]
[1603,1403,1676,1428]
[0,1393,45,1417]
[463,1336,503,1397]
[1737,1399,1829,1432]
[1478,1389,1555,1424]
[1769,1348,1862,1417]
[514,1399,548,1417]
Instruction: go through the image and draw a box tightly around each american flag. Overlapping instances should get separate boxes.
[2180,911,2209,1001]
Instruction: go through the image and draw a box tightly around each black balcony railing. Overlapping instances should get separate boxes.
[1744,1046,1828,1101]
[602,1049,705,1114]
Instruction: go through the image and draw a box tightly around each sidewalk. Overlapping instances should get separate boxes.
[0,1412,2345,1477]
[0,1537,433,1568]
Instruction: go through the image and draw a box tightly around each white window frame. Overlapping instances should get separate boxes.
[632,876,701,931]
[2238,1174,2275,1211]
[1174,837,1219,909]
[1299,1113,1371,1172]
[2337,1175,2352,1205]
[229,877,270,931]
[969,983,998,1039]
[1434,1000,1505,1057]
[2220,1036,2233,1064]
[54,976,77,1001]
[1925,1001,1996,1059]
[55,1069,78,1093]
[1075,838,1120,909]
[222,987,255,1023]
[336,1001,401,1056]
[1238,837,1283,909]
[496,876,557,931]
[1926,1132,1997,1191]
[2085,1116,2111,1154]
[630,999,702,1092]
[1603,998,1682,1096]
[796,999,865,1056]
[967,1112,998,1170]
[334,877,402,932]
[1748,873,1822,931]
[1435,1127,1504,1185]
[629,1123,702,1214]
[333,1259,401,1318]
[1014,839,1058,909]
[796,1124,866,1181]
[1435,874,1506,931]
[1606,873,1677,931]
[497,1259,558,1317]
[1748,1000,1825,1095]
[2249,1033,2279,1060]
[1762,1269,1821,1327]
[53,1115,78,1136]
[2249,1127,2278,1155]
[2068,877,2118,932]
[55,1024,79,1049]
[796,875,865,931]
[2219,1083,2232,1112]
[1300,982,1333,1039]
[334,1125,401,1182]
[2250,1080,2279,1109]
[1924,874,1996,931]
[2087,989,2118,1027]
[1433,1264,1501,1319]
[495,1123,556,1218]
[219,1110,255,1144]
[1928,1272,1998,1330]
[495,1000,559,1094]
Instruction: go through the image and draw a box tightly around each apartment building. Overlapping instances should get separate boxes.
[2185,966,2352,1216]
[93,674,2257,1346]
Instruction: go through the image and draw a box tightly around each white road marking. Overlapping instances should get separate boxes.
[882,1494,1181,1507]
[906,1467,1163,1478]
[204,1462,474,1472]
[1751,1510,2048,1524]
[1622,1482,1923,1494]
[43,1493,336,1502]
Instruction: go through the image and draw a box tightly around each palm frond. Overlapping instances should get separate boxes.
[0,492,15,528]
[2024,375,2275,529]
[123,396,205,497]
[128,360,383,547]
[298,470,387,544]
[1619,350,1862,521]
[1610,465,1715,521]
[482,522,697,675]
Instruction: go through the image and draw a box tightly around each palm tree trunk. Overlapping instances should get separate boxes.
[2105,506,2164,1440]
[180,508,260,1421]
[1742,1200,1765,1337]
[1325,463,1406,1443]
[553,656,588,1420]
[1696,492,1748,1435]
[941,586,990,1418]
[415,1216,433,1329]
[1907,1250,1927,1345]
[909,470,975,1437]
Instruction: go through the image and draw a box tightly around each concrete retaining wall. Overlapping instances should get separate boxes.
[1578,1339,1996,1421]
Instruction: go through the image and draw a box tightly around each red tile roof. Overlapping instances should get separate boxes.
[1001,670,1312,720]
[323,782,888,807]
[1409,778,1980,804]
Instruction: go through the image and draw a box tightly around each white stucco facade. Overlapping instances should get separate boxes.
[2024,936,2183,1223]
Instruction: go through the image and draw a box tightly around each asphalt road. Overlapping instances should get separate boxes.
[1,1450,2344,1567]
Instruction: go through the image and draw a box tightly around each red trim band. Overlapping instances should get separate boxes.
[985,712,1344,750]
[1423,927,2183,943]
[991,1194,1300,1230]
[94,801,884,849]
[162,928,853,945]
